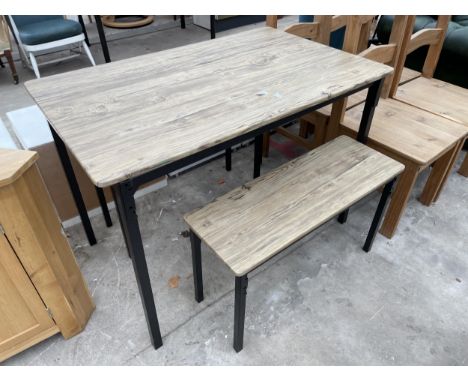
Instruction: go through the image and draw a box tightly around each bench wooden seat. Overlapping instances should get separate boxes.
[184,135,403,351]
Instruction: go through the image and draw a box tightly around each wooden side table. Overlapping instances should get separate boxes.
[0,149,94,362]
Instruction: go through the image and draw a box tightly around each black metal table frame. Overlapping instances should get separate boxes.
[48,77,384,350]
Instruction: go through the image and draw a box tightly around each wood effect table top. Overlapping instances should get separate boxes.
[25,27,393,187]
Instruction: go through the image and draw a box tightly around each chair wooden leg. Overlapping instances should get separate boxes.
[4,50,18,84]
[299,119,309,138]
[311,115,328,149]
[379,164,420,239]
[262,131,270,157]
[459,150,468,177]
[419,141,462,205]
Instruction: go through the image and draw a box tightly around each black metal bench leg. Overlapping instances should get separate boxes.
[225,147,232,172]
[95,186,113,227]
[190,230,204,303]
[363,178,396,252]
[233,275,248,352]
[338,209,349,224]
[180,15,186,29]
[253,134,263,179]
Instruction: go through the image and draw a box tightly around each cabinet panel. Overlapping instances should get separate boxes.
[0,232,58,362]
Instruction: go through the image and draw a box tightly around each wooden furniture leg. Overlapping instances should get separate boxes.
[311,114,328,149]
[379,163,420,238]
[419,141,463,205]
[299,119,309,138]
[459,151,468,177]
[4,50,18,84]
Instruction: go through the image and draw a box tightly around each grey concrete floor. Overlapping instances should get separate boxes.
[2,17,468,365]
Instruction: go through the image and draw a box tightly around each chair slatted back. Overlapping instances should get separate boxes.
[390,15,450,96]
[326,16,409,139]
[266,15,337,45]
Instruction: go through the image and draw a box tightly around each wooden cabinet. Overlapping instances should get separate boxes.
[0,149,94,362]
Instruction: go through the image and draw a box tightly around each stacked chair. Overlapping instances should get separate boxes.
[266,15,468,238]
[7,15,95,78]
[390,16,468,179]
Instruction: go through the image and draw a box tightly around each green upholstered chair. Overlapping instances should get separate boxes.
[8,15,95,78]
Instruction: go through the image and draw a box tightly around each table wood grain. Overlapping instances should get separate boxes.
[185,136,404,276]
[25,27,393,187]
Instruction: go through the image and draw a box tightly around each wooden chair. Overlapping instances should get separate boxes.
[262,15,348,156]
[324,16,468,238]
[390,16,468,180]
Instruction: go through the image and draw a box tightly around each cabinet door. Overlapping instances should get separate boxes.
[0,232,58,362]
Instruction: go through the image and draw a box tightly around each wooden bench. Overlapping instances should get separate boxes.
[184,135,404,351]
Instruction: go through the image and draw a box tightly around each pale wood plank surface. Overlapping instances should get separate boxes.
[310,90,367,119]
[185,136,403,276]
[399,67,421,85]
[342,98,468,165]
[396,77,468,126]
[0,149,38,187]
[25,27,392,187]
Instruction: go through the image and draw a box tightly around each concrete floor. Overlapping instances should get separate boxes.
[2,17,468,365]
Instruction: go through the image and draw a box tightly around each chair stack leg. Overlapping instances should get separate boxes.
[379,165,419,239]
[420,141,464,205]
[4,50,18,84]
[459,151,468,177]
[233,275,248,352]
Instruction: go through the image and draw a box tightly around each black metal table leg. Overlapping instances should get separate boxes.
[363,178,396,252]
[225,147,232,172]
[78,16,90,46]
[94,15,111,63]
[180,15,186,29]
[210,15,216,39]
[338,209,349,224]
[253,135,263,179]
[190,230,204,303]
[95,186,112,227]
[338,79,384,222]
[112,180,163,349]
[50,126,97,246]
[357,79,384,144]
[233,275,248,352]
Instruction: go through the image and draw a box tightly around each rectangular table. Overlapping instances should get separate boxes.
[25,27,393,349]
